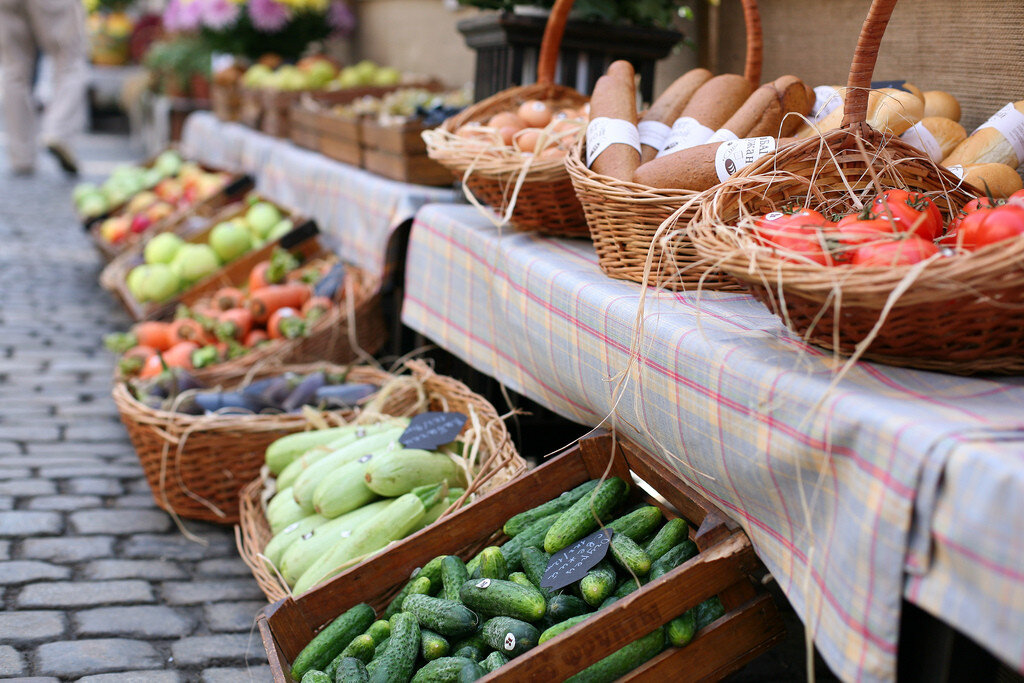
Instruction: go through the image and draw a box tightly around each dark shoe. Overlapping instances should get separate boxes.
[11,166,35,177]
[45,142,79,176]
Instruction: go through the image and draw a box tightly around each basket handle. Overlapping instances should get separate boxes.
[740,0,763,86]
[537,0,576,86]
[841,0,898,127]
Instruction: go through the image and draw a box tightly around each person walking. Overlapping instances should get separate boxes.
[0,0,89,175]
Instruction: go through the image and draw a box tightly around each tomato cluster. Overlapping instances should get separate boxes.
[751,188,1024,267]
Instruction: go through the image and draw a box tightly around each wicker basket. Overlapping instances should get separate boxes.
[423,0,589,237]
[236,359,528,602]
[686,0,1022,374]
[113,363,391,524]
[565,0,762,291]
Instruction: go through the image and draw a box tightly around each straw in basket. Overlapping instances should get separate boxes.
[236,359,528,602]
[565,0,763,291]
[423,0,589,237]
[686,0,1024,374]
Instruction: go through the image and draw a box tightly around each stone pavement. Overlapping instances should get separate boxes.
[0,133,271,680]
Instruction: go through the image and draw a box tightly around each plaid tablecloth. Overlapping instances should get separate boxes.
[180,111,458,281]
[401,204,1024,683]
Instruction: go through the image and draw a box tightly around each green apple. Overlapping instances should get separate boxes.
[305,60,336,88]
[144,232,185,265]
[335,66,362,89]
[174,243,221,284]
[77,192,109,217]
[126,264,150,301]
[372,66,401,87]
[154,150,183,178]
[73,182,98,204]
[242,64,272,87]
[142,167,164,189]
[140,263,181,303]
[209,221,253,262]
[353,60,378,85]
[245,202,283,239]
[265,218,294,243]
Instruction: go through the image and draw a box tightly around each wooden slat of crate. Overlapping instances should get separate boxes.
[257,431,784,682]
[360,119,428,155]
[362,149,451,186]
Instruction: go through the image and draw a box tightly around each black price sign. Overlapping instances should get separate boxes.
[399,411,467,451]
[540,528,613,591]
[871,79,911,93]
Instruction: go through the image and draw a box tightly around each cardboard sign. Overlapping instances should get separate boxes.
[399,411,467,451]
[540,528,613,591]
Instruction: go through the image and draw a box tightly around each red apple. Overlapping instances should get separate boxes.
[154,178,183,204]
[101,216,130,244]
[130,213,153,234]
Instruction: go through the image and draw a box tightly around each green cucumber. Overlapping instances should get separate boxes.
[465,553,482,578]
[478,547,507,581]
[279,499,392,587]
[441,556,469,603]
[410,656,477,683]
[503,480,601,536]
[265,426,362,475]
[336,657,369,683]
[564,626,665,683]
[543,477,629,554]
[326,634,375,675]
[694,596,725,629]
[263,513,328,571]
[479,650,509,672]
[648,540,698,581]
[606,505,663,541]
[364,448,465,497]
[312,457,381,519]
[643,518,688,562]
[371,636,390,661]
[612,577,643,599]
[598,596,618,611]
[499,511,562,571]
[301,671,330,683]
[666,609,697,647]
[267,488,308,536]
[457,661,485,682]
[578,561,617,607]
[546,593,590,623]
[367,619,391,644]
[460,578,546,622]
[385,554,448,618]
[481,616,539,658]
[450,633,488,662]
[293,487,441,595]
[506,572,534,591]
[520,547,557,601]
[277,446,334,491]
[420,628,450,661]
[539,613,591,643]
[609,534,652,576]
[290,603,375,680]
[401,594,479,639]
[368,612,419,683]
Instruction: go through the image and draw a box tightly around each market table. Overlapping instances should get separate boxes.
[179,111,459,281]
[401,203,1024,683]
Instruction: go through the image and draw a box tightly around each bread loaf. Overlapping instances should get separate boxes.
[656,74,754,158]
[900,117,966,162]
[923,90,961,122]
[960,163,1024,198]
[771,75,814,137]
[586,61,640,181]
[942,101,1024,169]
[797,87,922,138]
[710,84,781,142]
[634,136,792,191]
[638,68,713,162]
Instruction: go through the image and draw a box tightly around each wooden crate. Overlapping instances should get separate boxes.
[257,431,785,682]
[211,81,242,122]
[102,198,318,321]
[361,118,429,155]
[362,148,452,186]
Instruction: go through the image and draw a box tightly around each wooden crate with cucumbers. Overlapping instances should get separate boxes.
[257,430,784,682]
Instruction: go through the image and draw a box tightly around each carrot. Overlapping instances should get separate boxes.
[138,353,164,379]
[301,296,333,324]
[267,307,307,340]
[248,261,271,292]
[168,317,207,344]
[248,283,312,324]
[118,345,156,377]
[212,286,244,311]
[132,321,173,351]
[243,329,269,347]
[163,341,199,369]
[215,307,254,341]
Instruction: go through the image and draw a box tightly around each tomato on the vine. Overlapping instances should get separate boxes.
[851,235,939,267]
[829,215,893,263]
[956,204,1024,250]
[753,211,833,265]
[949,196,1000,232]
[871,189,943,240]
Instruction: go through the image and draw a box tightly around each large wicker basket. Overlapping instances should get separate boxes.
[113,363,391,525]
[237,359,528,602]
[423,0,588,237]
[565,0,762,291]
[686,0,1021,374]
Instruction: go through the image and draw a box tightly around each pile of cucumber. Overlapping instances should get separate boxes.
[288,477,725,682]
[262,419,471,595]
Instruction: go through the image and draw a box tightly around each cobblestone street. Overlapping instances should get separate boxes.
[0,134,270,681]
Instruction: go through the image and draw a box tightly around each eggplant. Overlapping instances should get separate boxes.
[192,391,262,414]
[281,372,326,412]
[313,263,346,300]
[314,383,378,409]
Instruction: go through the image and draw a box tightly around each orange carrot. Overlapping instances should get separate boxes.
[118,345,156,377]
[248,261,271,292]
[216,307,253,340]
[132,322,173,351]
[248,283,312,324]
[301,296,333,324]
[267,307,306,340]
[168,317,207,344]
[163,341,199,369]
[212,287,244,311]
[138,354,164,379]
[243,329,269,347]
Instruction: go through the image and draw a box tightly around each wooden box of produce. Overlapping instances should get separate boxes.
[361,119,452,186]
[289,100,363,167]
[239,86,265,129]
[257,430,784,681]
[211,81,242,122]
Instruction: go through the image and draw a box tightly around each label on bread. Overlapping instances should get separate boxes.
[715,136,777,182]
[946,164,966,180]
[811,86,842,122]
[706,128,740,144]
[900,121,943,162]
[638,121,672,151]
[656,117,715,158]
[586,117,642,168]
[975,102,1024,164]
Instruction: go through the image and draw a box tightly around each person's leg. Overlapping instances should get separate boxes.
[29,0,89,174]
[0,0,39,173]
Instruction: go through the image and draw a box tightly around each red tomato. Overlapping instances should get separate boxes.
[1006,189,1024,209]
[831,218,894,263]
[871,189,943,240]
[949,196,1000,232]
[756,223,832,266]
[851,236,939,267]
[957,205,1024,250]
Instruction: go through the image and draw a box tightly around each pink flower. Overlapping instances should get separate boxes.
[328,1,356,36]
[249,0,291,32]
[163,0,202,32]
[199,0,241,30]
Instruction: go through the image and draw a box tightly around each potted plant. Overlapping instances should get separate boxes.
[143,36,213,100]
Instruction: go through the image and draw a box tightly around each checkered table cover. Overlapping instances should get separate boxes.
[401,203,1024,683]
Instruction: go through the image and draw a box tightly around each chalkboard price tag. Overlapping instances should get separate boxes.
[399,411,467,451]
[540,528,613,591]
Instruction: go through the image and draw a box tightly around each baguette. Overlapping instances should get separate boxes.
[710,84,781,141]
[634,136,794,191]
[900,117,966,162]
[942,101,1024,169]
[797,87,922,138]
[960,163,1024,198]
[768,75,814,137]
[638,68,713,162]
[657,74,754,157]
[923,90,961,122]
[587,61,640,181]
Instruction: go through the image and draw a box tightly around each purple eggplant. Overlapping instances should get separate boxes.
[315,383,378,409]
[192,391,263,414]
[281,372,327,412]
[313,263,346,300]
